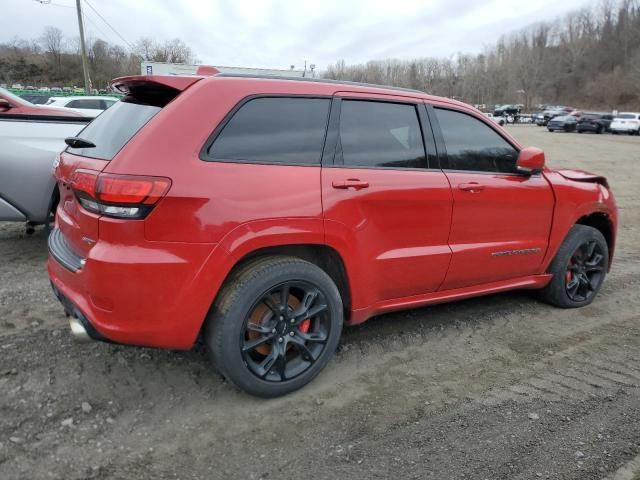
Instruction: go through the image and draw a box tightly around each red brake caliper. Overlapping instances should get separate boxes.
[299,318,311,334]
[566,260,573,284]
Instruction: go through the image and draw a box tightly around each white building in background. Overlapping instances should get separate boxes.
[141,61,312,78]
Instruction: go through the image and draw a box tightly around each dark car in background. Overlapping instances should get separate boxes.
[542,106,574,125]
[20,94,51,105]
[577,113,614,134]
[494,104,521,122]
[547,115,578,132]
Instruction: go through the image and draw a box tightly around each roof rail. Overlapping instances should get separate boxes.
[212,73,427,95]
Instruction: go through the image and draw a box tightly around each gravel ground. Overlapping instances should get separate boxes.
[1,125,639,480]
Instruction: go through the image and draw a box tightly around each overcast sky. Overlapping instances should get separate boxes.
[4,0,590,70]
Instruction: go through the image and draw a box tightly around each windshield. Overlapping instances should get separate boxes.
[66,99,161,160]
[0,87,30,106]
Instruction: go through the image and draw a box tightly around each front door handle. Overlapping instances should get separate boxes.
[332,179,370,190]
[458,182,485,192]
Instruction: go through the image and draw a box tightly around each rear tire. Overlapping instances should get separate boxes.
[539,225,608,308]
[205,256,343,397]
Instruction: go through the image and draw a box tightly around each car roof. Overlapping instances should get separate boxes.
[202,73,470,109]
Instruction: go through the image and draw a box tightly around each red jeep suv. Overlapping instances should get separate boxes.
[48,74,617,397]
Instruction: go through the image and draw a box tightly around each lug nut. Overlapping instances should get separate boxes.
[279,316,284,320]
[289,332,294,336]
[278,337,283,343]
[271,328,276,333]
[290,319,295,324]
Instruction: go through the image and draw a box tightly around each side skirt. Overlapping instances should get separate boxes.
[347,274,552,325]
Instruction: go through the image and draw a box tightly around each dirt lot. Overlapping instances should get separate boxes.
[1,126,639,480]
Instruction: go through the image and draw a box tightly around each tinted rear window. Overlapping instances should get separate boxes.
[66,99,160,160]
[206,97,330,165]
[617,114,637,119]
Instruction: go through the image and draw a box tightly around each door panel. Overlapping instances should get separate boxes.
[429,105,555,290]
[322,168,453,306]
[439,171,554,290]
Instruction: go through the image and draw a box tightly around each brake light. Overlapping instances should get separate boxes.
[70,170,171,219]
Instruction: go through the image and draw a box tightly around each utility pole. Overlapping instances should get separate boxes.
[75,0,91,94]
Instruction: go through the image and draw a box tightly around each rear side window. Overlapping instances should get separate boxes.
[66,99,161,160]
[434,108,518,173]
[207,97,330,165]
[337,100,426,169]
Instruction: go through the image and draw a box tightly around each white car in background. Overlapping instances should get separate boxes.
[610,112,640,135]
[45,96,119,118]
[484,112,505,126]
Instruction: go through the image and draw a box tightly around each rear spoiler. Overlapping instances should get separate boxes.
[110,75,206,95]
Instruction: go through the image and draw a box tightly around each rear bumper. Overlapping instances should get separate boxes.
[48,227,232,349]
[610,126,637,132]
[49,281,109,342]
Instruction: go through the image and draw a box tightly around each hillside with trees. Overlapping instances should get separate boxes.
[0,26,194,90]
[324,0,640,110]
[2,0,639,109]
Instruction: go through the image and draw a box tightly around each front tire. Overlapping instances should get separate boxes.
[539,225,608,308]
[205,256,343,397]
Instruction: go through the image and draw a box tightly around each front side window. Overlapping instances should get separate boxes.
[434,108,518,173]
[207,97,330,165]
[338,100,426,169]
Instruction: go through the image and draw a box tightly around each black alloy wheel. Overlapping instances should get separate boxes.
[205,256,343,397]
[241,281,331,382]
[539,224,609,308]
[564,240,606,302]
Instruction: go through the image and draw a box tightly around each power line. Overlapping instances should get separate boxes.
[82,0,134,50]
[81,7,111,42]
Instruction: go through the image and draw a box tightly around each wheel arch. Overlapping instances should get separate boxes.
[576,212,615,268]
[219,243,352,317]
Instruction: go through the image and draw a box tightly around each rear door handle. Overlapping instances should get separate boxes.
[458,182,485,192]
[332,179,370,190]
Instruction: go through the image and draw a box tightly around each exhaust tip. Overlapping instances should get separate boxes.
[69,316,92,342]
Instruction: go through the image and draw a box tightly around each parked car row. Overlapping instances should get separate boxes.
[546,111,639,135]
[0,87,119,118]
[0,83,113,95]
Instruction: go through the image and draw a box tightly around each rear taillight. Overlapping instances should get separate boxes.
[70,169,171,219]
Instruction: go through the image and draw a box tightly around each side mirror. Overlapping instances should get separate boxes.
[516,147,545,175]
[0,98,14,110]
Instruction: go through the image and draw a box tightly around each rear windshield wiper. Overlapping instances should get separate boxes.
[65,137,96,148]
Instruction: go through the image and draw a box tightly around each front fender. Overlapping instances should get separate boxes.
[542,171,617,271]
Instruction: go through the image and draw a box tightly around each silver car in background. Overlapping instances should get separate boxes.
[0,116,90,230]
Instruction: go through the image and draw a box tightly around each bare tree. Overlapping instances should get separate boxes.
[40,26,64,75]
